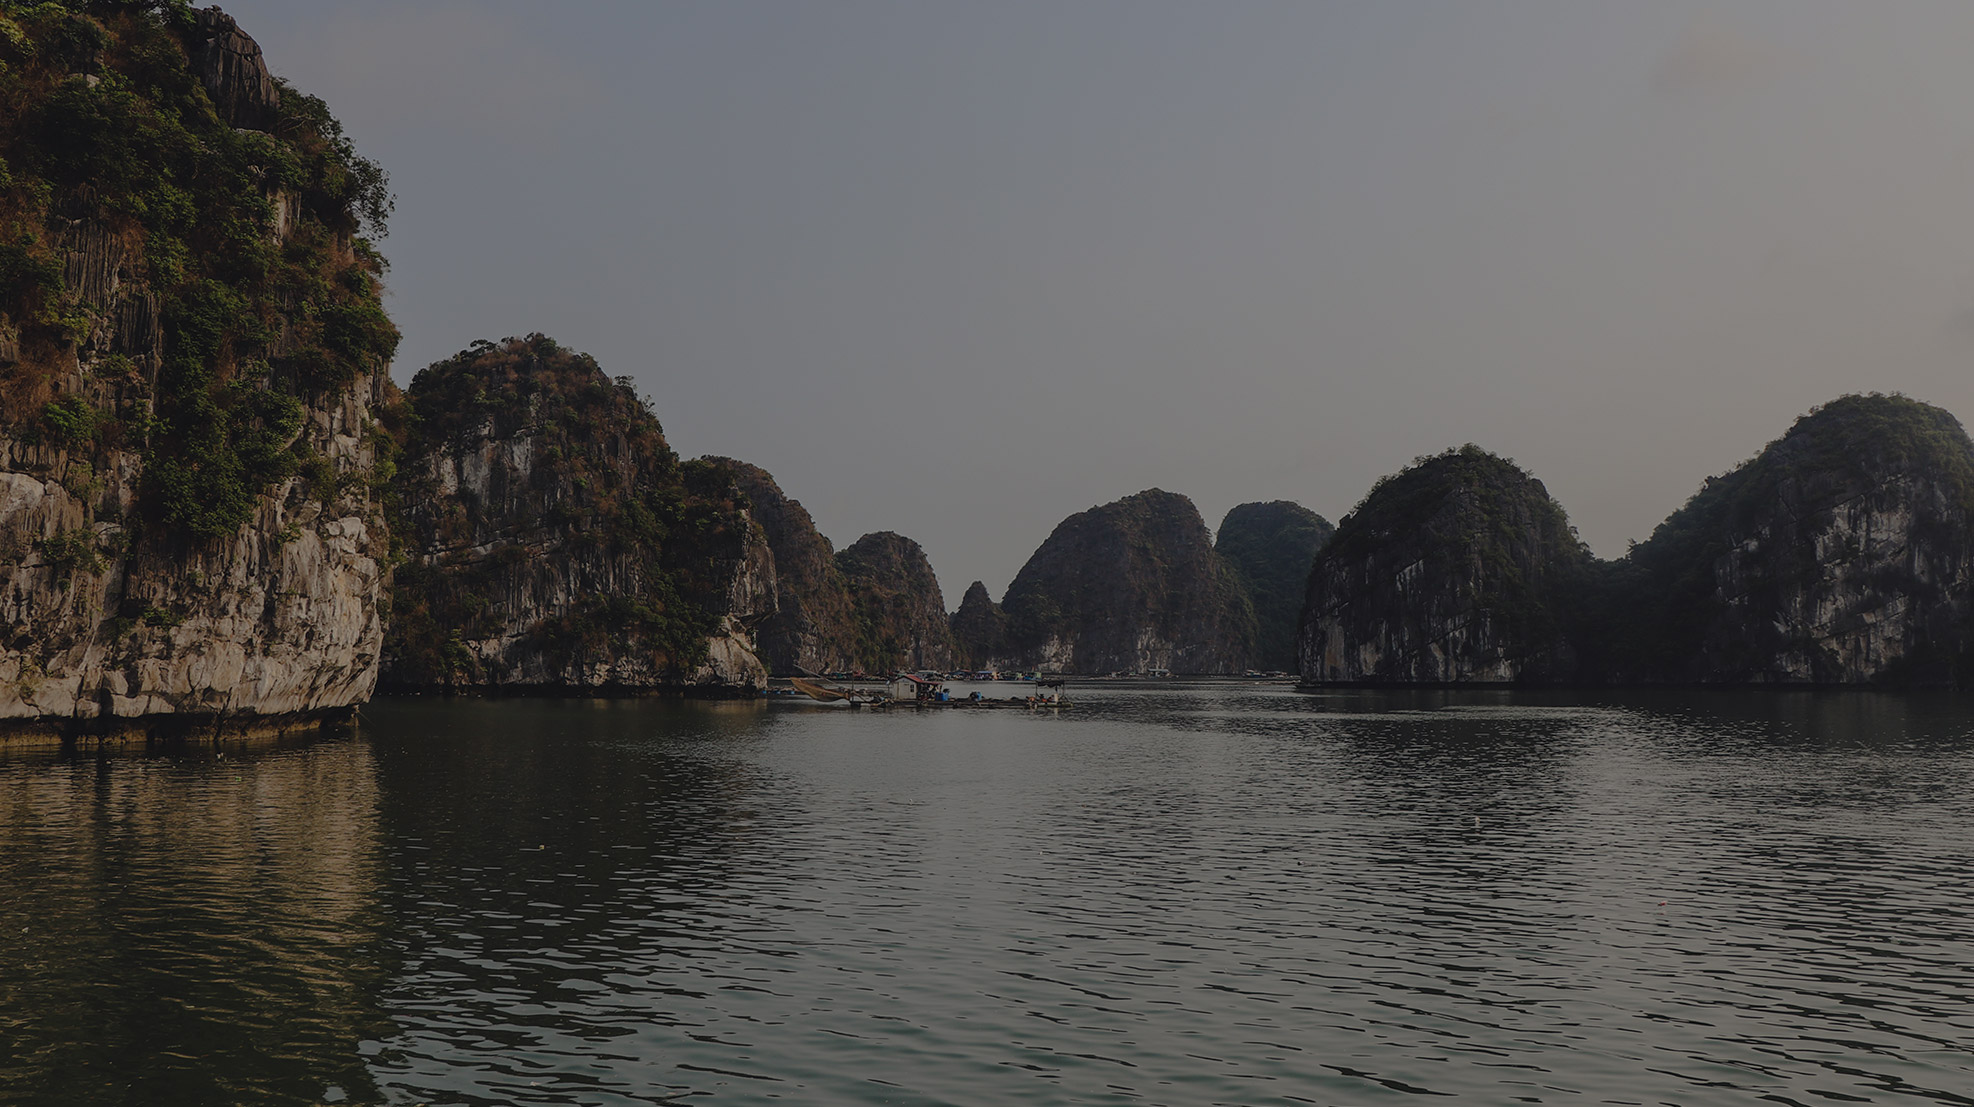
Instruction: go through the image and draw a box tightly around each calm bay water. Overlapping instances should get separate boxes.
[4,684,1974,1105]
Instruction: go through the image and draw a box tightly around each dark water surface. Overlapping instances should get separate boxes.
[5,685,1974,1105]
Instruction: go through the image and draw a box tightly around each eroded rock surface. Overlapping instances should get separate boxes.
[190,7,281,131]
[383,338,772,694]
[1299,447,1589,684]
[0,6,396,736]
[1620,394,1974,684]
[718,459,860,674]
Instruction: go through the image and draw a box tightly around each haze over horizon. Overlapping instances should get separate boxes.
[234,0,1974,604]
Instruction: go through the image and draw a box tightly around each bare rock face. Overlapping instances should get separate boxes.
[0,380,391,729]
[717,458,861,674]
[720,460,954,675]
[1620,394,1974,684]
[1299,447,1590,684]
[189,7,281,132]
[836,531,954,672]
[383,337,772,694]
[1000,489,1254,674]
[0,6,396,738]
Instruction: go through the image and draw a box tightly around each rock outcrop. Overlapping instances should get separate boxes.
[837,531,954,672]
[1615,393,1974,684]
[383,337,772,694]
[949,581,1007,670]
[1299,447,1590,684]
[720,459,954,674]
[1216,501,1333,672]
[188,7,281,131]
[999,489,1253,674]
[718,459,861,674]
[0,5,397,737]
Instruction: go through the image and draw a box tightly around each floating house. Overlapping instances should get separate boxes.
[887,673,945,703]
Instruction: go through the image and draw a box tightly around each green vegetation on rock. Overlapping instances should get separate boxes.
[0,0,396,540]
[1215,501,1332,672]
[1605,393,1974,683]
[835,531,953,673]
[1303,446,1591,683]
[949,580,1006,670]
[384,336,757,688]
[1302,396,1974,687]
[1001,489,1254,674]
[722,458,954,675]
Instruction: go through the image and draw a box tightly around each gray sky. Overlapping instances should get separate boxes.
[234,1,1974,604]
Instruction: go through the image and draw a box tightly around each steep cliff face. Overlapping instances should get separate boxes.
[717,458,860,674]
[1617,394,1974,684]
[1000,489,1253,674]
[720,459,954,674]
[1216,501,1333,672]
[837,531,953,672]
[1300,447,1590,684]
[383,337,772,693]
[0,4,397,735]
[949,580,1006,670]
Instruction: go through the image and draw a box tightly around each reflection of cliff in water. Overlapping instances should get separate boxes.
[0,735,387,1106]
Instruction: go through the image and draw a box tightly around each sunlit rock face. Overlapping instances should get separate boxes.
[382,337,771,695]
[0,379,392,731]
[1622,394,1974,685]
[1299,447,1590,685]
[0,6,395,737]
[999,489,1254,675]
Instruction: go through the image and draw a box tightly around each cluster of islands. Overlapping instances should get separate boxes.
[4,5,1974,740]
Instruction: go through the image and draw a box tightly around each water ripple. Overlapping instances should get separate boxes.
[4,690,1974,1104]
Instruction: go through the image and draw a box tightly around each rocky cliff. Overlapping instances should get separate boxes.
[999,489,1253,674]
[718,459,953,674]
[717,458,860,674]
[949,580,1007,670]
[1216,501,1333,672]
[1614,394,1974,684]
[382,336,772,694]
[1300,447,1590,684]
[0,4,397,736]
[836,531,953,672]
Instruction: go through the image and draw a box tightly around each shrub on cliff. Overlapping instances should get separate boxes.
[1606,393,1974,683]
[1302,446,1592,682]
[1216,501,1332,672]
[0,1,396,540]
[384,336,756,687]
[1000,488,1254,674]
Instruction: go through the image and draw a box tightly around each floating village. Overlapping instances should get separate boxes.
[777,671,1073,709]
[771,668,1299,709]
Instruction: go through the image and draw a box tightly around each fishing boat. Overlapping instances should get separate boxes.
[1027,676,1071,710]
[789,676,885,706]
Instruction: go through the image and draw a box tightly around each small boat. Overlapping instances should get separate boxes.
[1027,676,1071,710]
[790,677,849,702]
[789,677,885,705]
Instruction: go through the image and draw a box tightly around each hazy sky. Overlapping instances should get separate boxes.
[233,1,1974,603]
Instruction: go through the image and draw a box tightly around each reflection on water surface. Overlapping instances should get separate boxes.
[3,687,1973,1105]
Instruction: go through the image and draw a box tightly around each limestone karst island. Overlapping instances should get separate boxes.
[5,4,1974,744]
[9,6,1974,1106]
